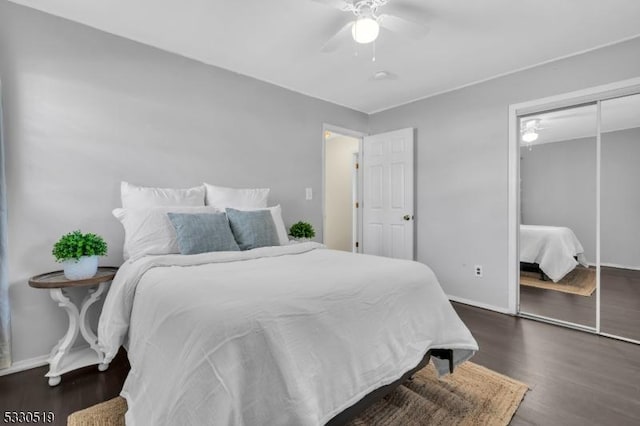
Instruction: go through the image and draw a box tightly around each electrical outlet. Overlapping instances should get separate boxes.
[305,187,313,200]
[474,265,483,278]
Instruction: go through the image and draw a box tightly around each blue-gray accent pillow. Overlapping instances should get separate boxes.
[167,212,240,255]
[225,208,280,250]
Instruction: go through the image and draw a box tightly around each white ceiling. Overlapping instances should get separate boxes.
[9,0,640,113]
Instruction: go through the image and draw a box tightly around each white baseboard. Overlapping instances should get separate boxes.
[0,353,49,377]
[0,345,91,377]
[447,294,515,315]
[599,262,640,271]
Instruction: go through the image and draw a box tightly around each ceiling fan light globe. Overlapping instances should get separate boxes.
[352,17,380,44]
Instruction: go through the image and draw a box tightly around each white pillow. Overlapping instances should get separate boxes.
[121,181,205,209]
[204,183,269,209]
[227,205,288,245]
[270,206,289,246]
[113,206,222,260]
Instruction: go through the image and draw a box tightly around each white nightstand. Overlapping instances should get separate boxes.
[28,267,118,386]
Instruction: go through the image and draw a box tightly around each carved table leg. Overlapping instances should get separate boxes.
[79,282,109,371]
[45,282,109,386]
[47,288,80,387]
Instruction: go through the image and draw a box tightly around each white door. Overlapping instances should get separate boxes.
[362,128,414,259]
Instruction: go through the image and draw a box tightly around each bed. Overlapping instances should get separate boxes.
[520,225,588,282]
[97,242,478,425]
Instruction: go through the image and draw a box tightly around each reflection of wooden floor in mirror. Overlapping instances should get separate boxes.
[601,267,640,341]
[520,267,640,341]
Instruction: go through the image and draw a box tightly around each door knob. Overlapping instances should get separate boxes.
[403,215,411,221]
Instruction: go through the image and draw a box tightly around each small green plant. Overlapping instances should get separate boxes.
[52,230,108,262]
[289,221,315,239]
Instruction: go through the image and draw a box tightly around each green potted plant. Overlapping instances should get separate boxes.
[288,221,315,242]
[52,230,108,280]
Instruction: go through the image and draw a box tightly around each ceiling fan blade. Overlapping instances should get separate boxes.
[378,14,430,39]
[321,21,354,52]
[310,0,352,11]
[383,1,431,23]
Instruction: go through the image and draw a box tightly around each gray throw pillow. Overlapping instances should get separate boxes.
[225,208,280,250]
[167,212,240,255]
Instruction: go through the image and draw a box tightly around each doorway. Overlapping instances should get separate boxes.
[323,126,363,252]
[323,125,416,258]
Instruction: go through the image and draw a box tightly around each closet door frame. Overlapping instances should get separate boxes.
[507,77,640,343]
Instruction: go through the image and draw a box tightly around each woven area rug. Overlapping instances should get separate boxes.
[520,266,596,296]
[68,362,527,426]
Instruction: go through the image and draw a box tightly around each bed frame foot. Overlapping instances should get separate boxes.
[431,349,454,374]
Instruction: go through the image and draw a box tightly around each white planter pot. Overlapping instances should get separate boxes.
[62,255,98,280]
[289,237,311,244]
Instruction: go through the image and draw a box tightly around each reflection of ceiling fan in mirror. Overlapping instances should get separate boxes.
[312,0,430,53]
[521,119,541,143]
[521,118,550,150]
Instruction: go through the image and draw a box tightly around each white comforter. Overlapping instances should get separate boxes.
[98,243,477,426]
[520,225,588,282]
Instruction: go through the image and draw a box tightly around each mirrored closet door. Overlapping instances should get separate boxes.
[600,93,640,342]
[518,104,598,329]
[514,80,640,345]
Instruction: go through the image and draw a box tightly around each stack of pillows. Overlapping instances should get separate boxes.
[113,182,290,261]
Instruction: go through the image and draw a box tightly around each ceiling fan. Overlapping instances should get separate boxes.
[312,0,430,52]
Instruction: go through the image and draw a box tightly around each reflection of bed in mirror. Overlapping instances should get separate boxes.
[520,225,588,282]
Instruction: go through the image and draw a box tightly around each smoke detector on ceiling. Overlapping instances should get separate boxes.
[371,70,397,81]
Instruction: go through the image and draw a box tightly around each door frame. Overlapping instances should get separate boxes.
[508,77,640,334]
[322,124,367,252]
[352,152,360,253]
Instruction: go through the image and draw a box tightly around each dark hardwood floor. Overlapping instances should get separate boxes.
[1,303,639,425]
[0,349,129,426]
[520,280,597,327]
[601,267,640,340]
[455,303,640,426]
[520,266,640,341]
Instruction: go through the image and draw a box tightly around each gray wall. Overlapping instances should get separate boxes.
[601,128,640,268]
[369,37,640,311]
[0,2,368,365]
[521,136,597,263]
[521,128,640,268]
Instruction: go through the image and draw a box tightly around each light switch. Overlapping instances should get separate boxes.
[305,187,313,200]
